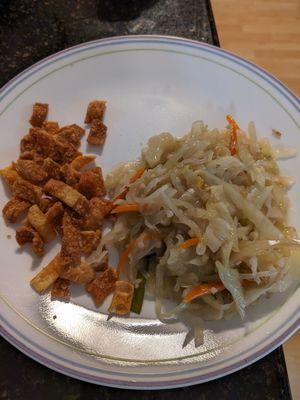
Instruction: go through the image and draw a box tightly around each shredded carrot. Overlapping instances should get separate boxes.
[111,203,140,214]
[226,115,239,156]
[116,231,159,277]
[179,238,200,250]
[183,281,225,303]
[116,241,135,277]
[113,167,146,203]
[113,189,128,202]
[129,167,145,184]
[183,278,253,303]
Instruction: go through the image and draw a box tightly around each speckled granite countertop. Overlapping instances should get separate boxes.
[0,0,218,88]
[0,1,292,399]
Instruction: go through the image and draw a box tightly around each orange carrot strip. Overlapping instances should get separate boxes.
[226,115,239,156]
[116,241,135,277]
[179,238,200,250]
[113,167,146,203]
[111,203,140,214]
[116,231,160,277]
[129,167,145,184]
[183,281,225,303]
[183,277,253,303]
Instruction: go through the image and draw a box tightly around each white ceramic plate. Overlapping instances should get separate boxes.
[0,36,299,390]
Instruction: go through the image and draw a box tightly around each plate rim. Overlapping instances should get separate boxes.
[0,34,299,389]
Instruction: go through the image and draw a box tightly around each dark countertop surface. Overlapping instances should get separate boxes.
[0,1,292,399]
[0,0,218,88]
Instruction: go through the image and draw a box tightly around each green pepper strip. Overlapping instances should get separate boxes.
[131,270,147,314]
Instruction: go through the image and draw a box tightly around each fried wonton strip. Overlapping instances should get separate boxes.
[56,124,85,148]
[79,197,111,230]
[40,197,56,213]
[16,159,48,184]
[23,129,80,163]
[29,102,49,127]
[45,201,64,229]
[42,121,60,135]
[0,165,20,191]
[60,164,81,187]
[12,178,43,204]
[80,230,101,254]
[60,262,95,284]
[42,158,61,180]
[44,179,89,216]
[15,225,44,256]
[108,281,134,315]
[90,197,113,220]
[87,119,107,146]
[70,155,96,171]
[84,100,106,124]
[78,168,106,199]
[30,254,62,293]
[2,198,31,223]
[86,268,117,306]
[60,211,82,267]
[51,278,70,300]
[27,204,56,242]
[19,150,44,165]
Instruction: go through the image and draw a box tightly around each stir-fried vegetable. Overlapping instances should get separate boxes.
[131,270,147,314]
[129,167,145,183]
[179,238,200,250]
[116,231,160,277]
[113,167,146,202]
[89,117,298,345]
[111,203,140,214]
[226,114,239,155]
[183,281,225,303]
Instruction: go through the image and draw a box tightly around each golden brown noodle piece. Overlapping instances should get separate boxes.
[51,278,70,300]
[42,121,59,135]
[45,201,64,229]
[30,254,62,292]
[87,119,107,146]
[86,268,117,306]
[44,179,89,216]
[60,262,95,284]
[29,102,48,127]
[21,129,80,163]
[108,281,134,315]
[42,158,61,180]
[16,225,44,256]
[2,198,31,223]
[15,159,48,184]
[27,204,56,242]
[89,197,112,221]
[56,124,85,148]
[12,178,43,204]
[77,197,110,230]
[1,101,111,304]
[60,211,82,267]
[19,150,44,165]
[84,100,106,124]
[0,166,20,192]
[70,155,95,171]
[60,164,81,187]
[39,197,56,213]
[80,230,101,254]
[78,167,106,199]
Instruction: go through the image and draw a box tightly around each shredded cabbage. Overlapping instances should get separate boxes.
[95,120,300,341]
